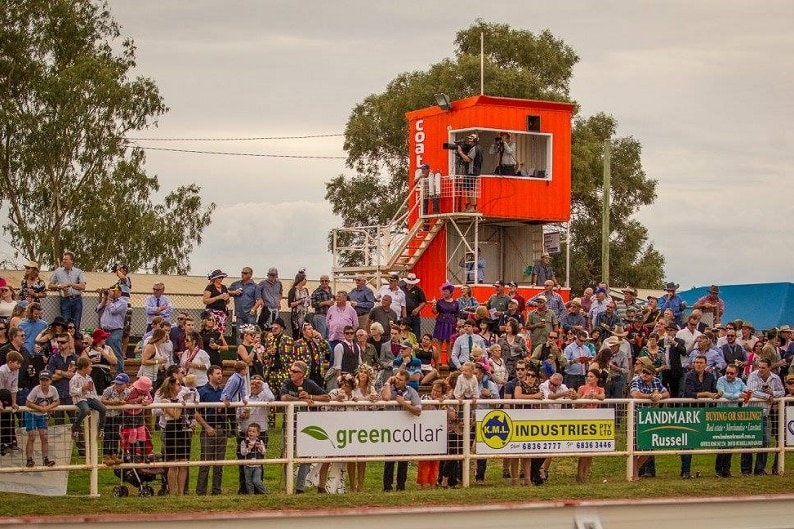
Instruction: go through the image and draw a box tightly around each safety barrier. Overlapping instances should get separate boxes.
[0,397,790,496]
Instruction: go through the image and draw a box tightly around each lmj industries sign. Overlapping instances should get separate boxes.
[636,407,763,451]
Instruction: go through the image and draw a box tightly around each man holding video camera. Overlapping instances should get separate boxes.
[489,132,516,175]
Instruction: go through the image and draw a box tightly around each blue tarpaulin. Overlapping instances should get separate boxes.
[678,282,794,331]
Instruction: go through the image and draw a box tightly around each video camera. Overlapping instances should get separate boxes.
[442,139,467,150]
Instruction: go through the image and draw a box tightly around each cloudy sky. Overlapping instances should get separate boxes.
[102,0,793,290]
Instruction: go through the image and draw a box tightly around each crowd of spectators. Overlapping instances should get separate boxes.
[0,262,792,493]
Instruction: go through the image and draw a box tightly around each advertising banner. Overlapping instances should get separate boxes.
[475,408,615,454]
[636,406,764,451]
[296,410,447,457]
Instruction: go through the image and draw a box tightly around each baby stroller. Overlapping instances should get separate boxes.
[112,424,167,497]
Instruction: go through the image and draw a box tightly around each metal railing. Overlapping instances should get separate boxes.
[0,397,790,496]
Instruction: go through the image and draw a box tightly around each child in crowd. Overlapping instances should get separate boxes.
[0,351,22,455]
[453,361,479,399]
[100,372,130,465]
[122,376,153,453]
[179,374,199,430]
[469,345,491,386]
[24,370,59,467]
[239,423,268,494]
[69,357,107,440]
[393,344,422,390]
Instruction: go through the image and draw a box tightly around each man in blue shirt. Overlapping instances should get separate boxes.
[658,282,687,327]
[195,366,226,495]
[143,282,174,331]
[19,303,47,356]
[229,267,260,334]
[348,276,375,330]
[715,365,747,477]
[97,285,128,374]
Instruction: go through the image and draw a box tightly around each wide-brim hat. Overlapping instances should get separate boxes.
[132,376,152,393]
[621,287,638,296]
[611,325,629,338]
[636,357,653,368]
[24,260,39,270]
[778,325,792,333]
[207,269,227,281]
[51,316,67,328]
[708,285,720,294]
[604,336,622,347]
[665,282,680,291]
[403,273,420,285]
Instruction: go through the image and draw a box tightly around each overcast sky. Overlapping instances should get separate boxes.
[99,0,793,291]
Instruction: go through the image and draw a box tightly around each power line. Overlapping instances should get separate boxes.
[126,133,344,141]
[134,145,346,160]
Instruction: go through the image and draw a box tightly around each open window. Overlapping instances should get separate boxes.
[445,128,553,180]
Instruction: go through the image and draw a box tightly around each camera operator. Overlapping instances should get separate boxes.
[456,134,482,212]
[489,132,516,176]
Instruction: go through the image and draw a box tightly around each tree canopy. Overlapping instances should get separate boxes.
[0,0,214,273]
[326,20,664,291]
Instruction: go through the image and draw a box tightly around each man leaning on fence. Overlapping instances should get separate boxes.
[629,363,670,481]
[381,370,422,491]
[279,361,330,493]
[741,359,784,476]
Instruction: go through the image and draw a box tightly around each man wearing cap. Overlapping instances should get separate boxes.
[742,359,784,475]
[527,296,559,350]
[507,281,525,313]
[530,253,557,287]
[401,273,427,339]
[739,321,759,353]
[100,372,130,466]
[144,282,174,332]
[450,320,486,370]
[486,281,511,323]
[456,133,482,212]
[376,274,407,320]
[256,267,283,331]
[693,285,724,327]
[47,251,87,331]
[560,298,587,333]
[460,251,486,284]
[529,280,565,320]
[616,287,640,322]
[497,298,525,332]
[96,284,127,374]
[418,163,440,216]
[588,288,609,329]
[629,363,670,480]
[349,275,375,331]
[657,282,687,327]
[310,275,334,338]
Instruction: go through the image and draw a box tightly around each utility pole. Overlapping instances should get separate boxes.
[601,140,611,285]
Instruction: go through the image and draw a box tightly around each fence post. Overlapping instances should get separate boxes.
[777,397,785,475]
[462,400,471,488]
[285,402,295,494]
[625,399,635,482]
[88,410,99,497]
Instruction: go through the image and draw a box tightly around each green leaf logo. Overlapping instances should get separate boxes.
[301,425,335,448]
